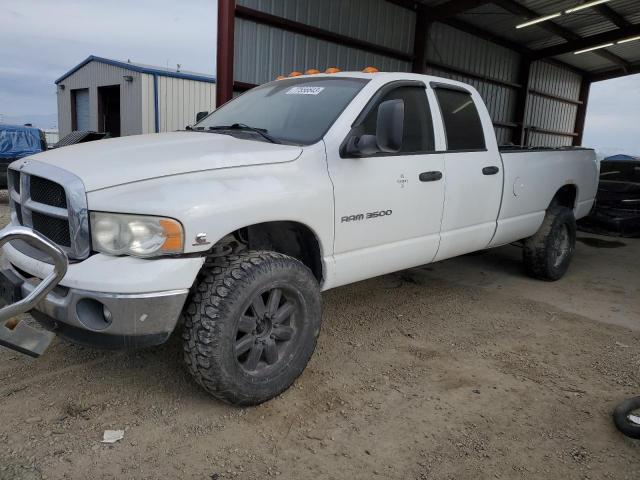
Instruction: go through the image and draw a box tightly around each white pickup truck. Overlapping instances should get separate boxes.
[0,71,598,405]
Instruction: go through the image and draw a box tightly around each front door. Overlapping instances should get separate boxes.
[327,82,445,287]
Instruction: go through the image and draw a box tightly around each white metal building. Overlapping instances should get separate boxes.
[55,56,216,138]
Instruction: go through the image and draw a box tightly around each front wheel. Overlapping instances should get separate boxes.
[182,251,322,406]
[523,205,576,281]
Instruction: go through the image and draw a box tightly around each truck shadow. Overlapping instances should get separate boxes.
[41,331,218,404]
[577,236,626,248]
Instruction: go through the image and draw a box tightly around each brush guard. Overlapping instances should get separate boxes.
[0,226,68,357]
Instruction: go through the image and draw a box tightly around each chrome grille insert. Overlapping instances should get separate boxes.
[7,159,89,260]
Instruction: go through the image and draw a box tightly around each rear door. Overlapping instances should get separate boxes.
[431,85,504,261]
[326,81,445,287]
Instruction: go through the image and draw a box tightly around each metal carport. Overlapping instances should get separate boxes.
[215,0,640,148]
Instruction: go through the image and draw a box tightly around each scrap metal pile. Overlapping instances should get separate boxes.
[579,155,640,237]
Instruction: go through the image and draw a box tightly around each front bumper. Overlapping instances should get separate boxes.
[23,279,189,349]
[1,260,189,352]
[0,226,198,356]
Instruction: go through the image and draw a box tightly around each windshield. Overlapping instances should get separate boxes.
[195,77,369,145]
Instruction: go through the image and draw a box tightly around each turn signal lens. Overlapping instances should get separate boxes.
[276,75,286,80]
[305,69,320,75]
[325,67,341,74]
[289,71,302,77]
[159,219,184,253]
[362,66,379,73]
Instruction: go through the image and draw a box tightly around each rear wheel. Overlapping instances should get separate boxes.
[523,205,576,281]
[182,251,322,406]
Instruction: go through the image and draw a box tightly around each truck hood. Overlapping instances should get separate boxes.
[28,132,303,191]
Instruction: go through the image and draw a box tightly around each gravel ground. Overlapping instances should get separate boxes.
[0,193,638,480]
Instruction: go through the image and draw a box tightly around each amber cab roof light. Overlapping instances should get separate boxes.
[276,66,378,80]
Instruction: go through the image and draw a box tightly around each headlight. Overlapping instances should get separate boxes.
[90,212,184,257]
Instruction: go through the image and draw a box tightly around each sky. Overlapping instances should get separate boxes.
[0,0,217,126]
[0,0,638,157]
[583,74,640,158]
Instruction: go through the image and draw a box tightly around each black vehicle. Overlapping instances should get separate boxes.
[0,124,46,188]
[579,154,640,237]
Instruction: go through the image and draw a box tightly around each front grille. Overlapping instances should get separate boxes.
[8,162,90,259]
[30,175,67,208]
[32,211,71,247]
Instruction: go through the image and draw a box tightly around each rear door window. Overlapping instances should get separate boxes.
[435,88,486,151]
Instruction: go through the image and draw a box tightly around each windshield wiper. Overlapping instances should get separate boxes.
[207,123,281,144]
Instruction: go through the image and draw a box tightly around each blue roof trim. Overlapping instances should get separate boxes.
[55,55,216,84]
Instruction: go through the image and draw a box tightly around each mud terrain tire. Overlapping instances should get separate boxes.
[182,251,322,406]
[523,205,576,281]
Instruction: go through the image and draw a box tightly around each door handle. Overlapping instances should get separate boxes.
[482,166,500,175]
[419,171,443,182]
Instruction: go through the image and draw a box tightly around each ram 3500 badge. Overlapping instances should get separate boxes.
[341,209,392,223]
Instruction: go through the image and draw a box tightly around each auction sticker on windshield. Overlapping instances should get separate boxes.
[286,86,325,95]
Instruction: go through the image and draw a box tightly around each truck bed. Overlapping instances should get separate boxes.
[499,145,594,153]
[487,146,599,248]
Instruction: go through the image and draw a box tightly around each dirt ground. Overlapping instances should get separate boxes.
[0,193,638,480]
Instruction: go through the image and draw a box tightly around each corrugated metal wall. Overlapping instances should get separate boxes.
[145,75,216,133]
[526,61,582,147]
[234,0,413,85]
[56,62,143,138]
[140,74,156,134]
[231,0,585,147]
[424,22,521,145]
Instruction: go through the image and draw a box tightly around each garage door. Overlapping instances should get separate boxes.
[73,89,90,131]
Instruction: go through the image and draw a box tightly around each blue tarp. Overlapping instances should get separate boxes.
[604,154,638,161]
[0,124,43,159]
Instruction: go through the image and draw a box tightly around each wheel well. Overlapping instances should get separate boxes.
[218,221,323,283]
[551,184,577,210]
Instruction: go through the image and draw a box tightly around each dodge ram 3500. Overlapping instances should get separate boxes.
[0,72,598,405]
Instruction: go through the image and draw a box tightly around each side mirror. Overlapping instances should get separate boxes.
[345,99,404,156]
[195,111,209,123]
[376,99,404,153]
[345,135,379,156]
